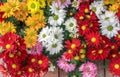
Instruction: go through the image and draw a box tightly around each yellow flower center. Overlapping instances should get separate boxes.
[68,50,72,54]
[114,64,119,69]
[12,64,17,69]
[9,53,14,58]
[79,16,84,20]
[90,23,93,27]
[17,71,21,75]
[80,54,85,59]
[71,44,76,49]
[118,34,120,38]
[112,54,116,58]
[91,37,96,43]
[86,15,91,19]
[79,49,86,53]
[98,49,103,54]
[38,60,43,65]
[81,25,86,31]
[85,8,89,13]
[111,45,115,49]
[31,3,36,9]
[6,44,11,49]
[28,68,33,72]
[17,51,21,56]
[31,58,36,63]
[74,56,80,60]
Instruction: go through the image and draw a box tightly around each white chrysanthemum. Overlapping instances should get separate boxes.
[98,11,117,24]
[90,0,105,17]
[100,21,120,38]
[48,13,66,26]
[72,0,81,9]
[38,26,64,55]
[64,17,78,38]
[46,40,63,55]
[50,1,66,14]
[48,63,56,72]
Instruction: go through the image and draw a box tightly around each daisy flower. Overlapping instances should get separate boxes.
[109,59,120,76]
[90,0,105,17]
[64,17,78,37]
[27,0,40,14]
[48,12,66,26]
[46,40,63,55]
[50,1,66,14]
[57,0,71,8]
[72,0,81,9]
[100,20,120,39]
[57,58,76,72]
[85,32,102,47]
[79,62,97,77]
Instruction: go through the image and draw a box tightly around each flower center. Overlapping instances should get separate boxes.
[98,49,103,54]
[54,34,58,39]
[90,23,93,27]
[80,49,85,53]
[111,45,115,49]
[74,56,80,60]
[31,58,36,63]
[92,7,96,12]
[114,64,119,69]
[81,25,86,30]
[52,44,57,48]
[80,54,85,59]
[17,51,21,56]
[118,34,120,38]
[61,0,66,3]
[85,8,89,13]
[91,37,96,43]
[69,23,74,27]
[4,8,10,13]
[68,50,72,54]
[9,53,14,58]
[42,34,46,38]
[71,44,76,49]
[53,15,59,20]
[73,1,77,6]
[38,60,43,65]
[31,3,36,9]
[12,64,17,69]
[112,54,116,58]
[28,68,33,72]
[79,16,84,20]
[107,25,113,31]
[6,44,11,49]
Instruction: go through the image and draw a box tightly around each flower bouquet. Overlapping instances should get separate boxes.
[0,0,120,77]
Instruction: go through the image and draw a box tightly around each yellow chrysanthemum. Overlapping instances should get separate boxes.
[0,22,16,35]
[27,0,40,14]
[109,3,119,12]
[14,2,28,21]
[47,0,52,6]
[0,3,14,18]
[24,28,37,48]
[25,14,46,30]
[39,0,46,8]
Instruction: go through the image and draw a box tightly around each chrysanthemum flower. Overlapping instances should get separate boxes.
[0,22,16,35]
[109,59,120,76]
[107,51,120,61]
[57,0,71,8]
[64,38,81,51]
[72,0,81,9]
[57,58,76,72]
[85,32,102,47]
[79,62,97,77]
[39,0,46,8]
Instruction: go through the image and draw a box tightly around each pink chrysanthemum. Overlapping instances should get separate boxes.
[57,0,71,8]
[57,58,76,72]
[79,62,97,77]
[28,42,43,55]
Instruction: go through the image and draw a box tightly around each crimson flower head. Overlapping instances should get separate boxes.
[64,38,81,51]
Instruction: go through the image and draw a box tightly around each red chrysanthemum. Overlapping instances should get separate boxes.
[109,42,118,51]
[85,32,102,47]
[114,31,120,45]
[62,49,76,61]
[109,59,120,76]
[87,45,110,60]
[107,51,120,61]
[64,38,81,51]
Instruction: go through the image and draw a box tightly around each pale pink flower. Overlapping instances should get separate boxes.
[57,0,71,8]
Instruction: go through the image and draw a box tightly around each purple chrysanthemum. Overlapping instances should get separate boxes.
[57,58,76,72]
[28,42,43,55]
[79,62,97,77]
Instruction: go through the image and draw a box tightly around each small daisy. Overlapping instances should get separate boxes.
[72,0,81,9]
[45,40,63,55]
[64,17,78,35]
[90,0,105,17]
[48,13,66,26]
[50,1,66,14]
[100,21,120,38]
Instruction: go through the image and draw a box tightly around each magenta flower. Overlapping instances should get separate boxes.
[28,42,43,55]
[79,62,97,77]
[57,58,76,72]
[57,0,71,8]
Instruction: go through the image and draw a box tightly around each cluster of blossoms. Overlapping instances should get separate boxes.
[1,0,120,77]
